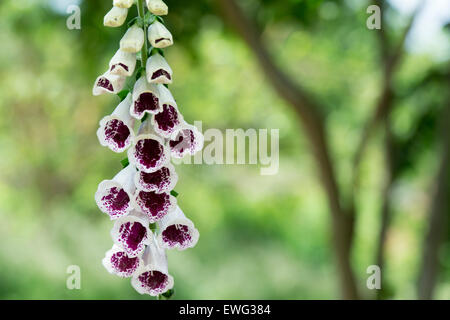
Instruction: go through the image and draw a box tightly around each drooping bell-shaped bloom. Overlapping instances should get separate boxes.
[131,76,161,120]
[169,122,204,158]
[158,206,199,250]
[120,25,145,53]
[111,211,152,257]
[97,93,135,153]
[134,189,176,223]
[131,239,174,296]
[148,21,173,48]
[128,120,170,173]
[146,0,168,16]
[152,85,183,138]
[146,53,172,84]
[135,163,178,194]
[113,0,134,9]
[109,49,137,77]
[93,71,126,96]
[102,244,143,278]
[104,6,128,27]
[95,164,136,220]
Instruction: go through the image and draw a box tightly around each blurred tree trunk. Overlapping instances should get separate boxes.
[217,0,358,299]
[418,100,450,299]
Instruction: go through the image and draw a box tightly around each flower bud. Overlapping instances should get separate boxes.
[109,49,137,77]
[152,85,183,138]
[104,6,128,27]
[93,71,126,96]
[131,76,161,119]
[120,25,145,53]
[148,21,173,48]
[146,53,172,84]
[169,122,204,158]
[127,120,170,173]
[95,165,136,220]
[134,163,178,193]
[111,211,152,257]
[134,189,176,223]
[113,0,134,9]
[97,93,135,153]
[146,0,168,16]
[131,239,174,296]
[102,244,143,278]
[158,206,199,251]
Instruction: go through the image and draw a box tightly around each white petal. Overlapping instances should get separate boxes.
[157,206,199,250]
[134,163,178,193]
[120,25,145,53]
[146,53,172,84]
[130,76,162,119]
[111,211,152,257]
[109,49,137,77]
[93,71,126,96]
[113,0,134,9]
[146,0,168,16]
[94,164,137,219]
[148,21,173,48]
[104,6,128,27]
[102,244,143,278]
[96,94,135,153]
[131,240,174,296]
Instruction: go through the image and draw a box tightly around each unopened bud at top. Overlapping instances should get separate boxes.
[113,0,134,9]
[146,0,168,16]
[104,6,128,27]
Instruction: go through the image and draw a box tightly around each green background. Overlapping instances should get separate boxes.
[0,0,448,299]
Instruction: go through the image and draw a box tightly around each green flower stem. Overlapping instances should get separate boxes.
[137,0,148,68]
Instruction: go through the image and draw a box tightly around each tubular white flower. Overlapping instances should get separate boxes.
[113,0,134,9]
[135,163,178,193]
[152,85,183,138]
[134,189,176,223]
[146,0,168,16]
[158,206,199,251]
[109,49,137,77]
[148,21,173,48]
[169,121,204,158]
[104,6,128,27]
[95,164,136,220]
[120,25,145,53]
[146,53,172,84]
[97,93,135,153]
[131,76,161,119]
[93,71,126,96]
[111,211,152,258]
[102,244,143,278]
[131,239,174,296]
[127,120,170,173]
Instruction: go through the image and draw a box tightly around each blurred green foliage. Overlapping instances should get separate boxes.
[0,0,448,299]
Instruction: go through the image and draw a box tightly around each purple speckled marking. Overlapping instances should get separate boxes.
[151,69,171,81]
[110,251,139,276]
[110,63,129,72]
[139,167,171,192]
[155,38,169,44]
[136,190,171,220]
[97,78,113,91]
[154,104,179,135]
[134,92,159,116]
[169,129,195,156]
[101,187,130,218]
[138,271,168,292]
[119,221,147,252]
[134,138,164,170]
[162,225,192,248]
[104,119,131,150]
